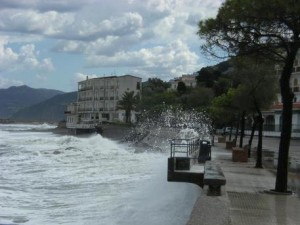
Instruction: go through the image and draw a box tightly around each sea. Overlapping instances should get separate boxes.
[0,123,201,225]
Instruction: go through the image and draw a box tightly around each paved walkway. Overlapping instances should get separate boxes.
[187,140,300,225]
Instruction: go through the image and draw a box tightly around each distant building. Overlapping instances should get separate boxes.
[65,75,142,131]
[263,52,300,134]
[169,73,197,91]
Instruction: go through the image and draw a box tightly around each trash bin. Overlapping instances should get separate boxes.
[198,140,211,163]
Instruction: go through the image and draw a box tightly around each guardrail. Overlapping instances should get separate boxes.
[170,137,200,158]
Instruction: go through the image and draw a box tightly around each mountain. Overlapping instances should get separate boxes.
[0,85,64,118]
[10,92,77,122]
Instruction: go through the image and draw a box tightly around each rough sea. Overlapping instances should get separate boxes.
[0,124,201,225]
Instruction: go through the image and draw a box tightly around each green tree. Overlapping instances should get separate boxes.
[198,0,300,193]
[210,88,239,133]
[140,91,178,111]
[196,67,218,87]
[213,77,232,96]
[142,78,170,96]
[118,91,139,124]
[177,81,187,95]
[185,87,214,109]
[232,57,277,167]
[235,58,277,168]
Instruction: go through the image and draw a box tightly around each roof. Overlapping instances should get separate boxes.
[78,74,142,83]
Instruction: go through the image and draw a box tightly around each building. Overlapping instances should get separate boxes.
[263,52,300,135]
[169,73,197,90]
[65,75,142,131]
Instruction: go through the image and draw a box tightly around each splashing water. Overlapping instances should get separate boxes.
[127,106,213,150]
[0,110,213,225]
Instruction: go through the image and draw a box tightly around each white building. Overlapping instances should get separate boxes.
[263,52,300,134]
[169,73,197,90]
[66,75,142,130]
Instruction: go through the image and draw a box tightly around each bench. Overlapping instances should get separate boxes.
[203,161,226,196]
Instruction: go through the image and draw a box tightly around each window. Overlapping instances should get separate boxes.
[136,82,141,90]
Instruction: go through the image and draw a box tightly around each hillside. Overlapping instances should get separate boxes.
[0,85,64,118]
[196,60,232,87]
[10,92,77,122]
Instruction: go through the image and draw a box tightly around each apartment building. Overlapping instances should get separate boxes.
[66,75,142,130]
[263,52,300,134]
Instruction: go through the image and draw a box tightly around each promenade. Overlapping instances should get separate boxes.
[187,137,300,225]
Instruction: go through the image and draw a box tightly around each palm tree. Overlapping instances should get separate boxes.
[118,91,139,123]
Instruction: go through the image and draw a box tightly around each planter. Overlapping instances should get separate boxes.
[218,136,226,143]
[226,140,236,150]
[232,147,248,162]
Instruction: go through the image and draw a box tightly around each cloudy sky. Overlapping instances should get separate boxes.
[0,0,223,92]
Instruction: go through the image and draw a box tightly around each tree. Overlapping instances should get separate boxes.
[231,56,277,167]
[185,87,214,109]
[118,91,139,124]
[213,77,232,96]
[210,88,239,133]
[140,91,178,111]
[198,0,300,193]
[142,78,170,96]
[177,81,187,95]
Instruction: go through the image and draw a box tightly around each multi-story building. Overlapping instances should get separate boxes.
[263,52,300,135]
[65,75,142,131]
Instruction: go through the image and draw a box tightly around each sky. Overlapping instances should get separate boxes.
[0,0,224,92]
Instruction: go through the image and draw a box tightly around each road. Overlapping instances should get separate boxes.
[242,136,300,162]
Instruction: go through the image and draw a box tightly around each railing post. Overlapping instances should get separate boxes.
[187,140,189,157]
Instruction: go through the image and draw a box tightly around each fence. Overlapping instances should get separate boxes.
[170,137,200,158]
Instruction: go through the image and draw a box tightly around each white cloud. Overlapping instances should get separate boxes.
[74,72,98,83]
[0,0,91,12]
[0,9,74,37]
[0,39,18,71]
[36,74,47,80]
[0,75,24,88]
[0,0,223,89]
[0,39,54,72]
[86,39,200,79]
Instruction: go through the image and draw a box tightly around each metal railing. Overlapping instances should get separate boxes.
[170,137,200,158]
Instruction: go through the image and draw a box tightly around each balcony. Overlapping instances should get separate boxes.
[78,86,93,91]
[293,86,299,92]
[271,102,300,110]
[78,97,93,101]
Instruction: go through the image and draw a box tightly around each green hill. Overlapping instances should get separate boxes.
[0,85,64,118]
[10,92,77,122]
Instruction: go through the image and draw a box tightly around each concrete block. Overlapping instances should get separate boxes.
[226,140,236,150]
[232,147,248,162]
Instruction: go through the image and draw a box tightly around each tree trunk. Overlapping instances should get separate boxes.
[234,121,239,145]
[275,49,297,193]
[228,126,231,140]
[255,114,264,168]
[248,116,257,158]
[239,111,246,148]
[125,110,131,123]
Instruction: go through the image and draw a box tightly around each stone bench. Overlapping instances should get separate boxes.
[203,161,226,196]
